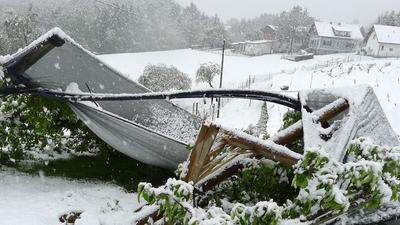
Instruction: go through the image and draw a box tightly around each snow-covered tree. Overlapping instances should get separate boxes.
[376,10,400,27]
[138,64,192,92]
[255,102,269,139]
[274,6,314,53]
[0,0,228,54]
[2,4,41,53]
[226,13,278,42]
[195,62,220,88]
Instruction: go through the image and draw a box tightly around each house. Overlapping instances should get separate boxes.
[364,24,400,57]
[261,25,277,40]
[231,25,277,56]
[261,24,307,53]
[308,21,364,54]
[231,40,274,56]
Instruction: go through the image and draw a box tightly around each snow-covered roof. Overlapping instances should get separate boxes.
[246,40,272,44]
[266,25,278,31]
[313,21,363,40]
[373,24,400,45]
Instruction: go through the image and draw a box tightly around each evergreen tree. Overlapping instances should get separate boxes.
[255,102,269,139]
[376,10,400,26]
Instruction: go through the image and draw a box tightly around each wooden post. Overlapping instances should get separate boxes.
[217,40,225,119]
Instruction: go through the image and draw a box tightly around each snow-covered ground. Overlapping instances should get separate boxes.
[0,167,139,225]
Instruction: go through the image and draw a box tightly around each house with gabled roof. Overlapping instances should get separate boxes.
[308,21,364,54]
[261,25,278,40]
[364,24,400,57]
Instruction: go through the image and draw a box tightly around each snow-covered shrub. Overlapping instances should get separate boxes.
[207,160,296,206]
[195,62,220,88]
[288,140,400,220]
[138,64,192,92]
[137,138,400,224]
[0,80,111,163]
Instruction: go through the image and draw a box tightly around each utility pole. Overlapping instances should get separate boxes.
[217,39,225,118]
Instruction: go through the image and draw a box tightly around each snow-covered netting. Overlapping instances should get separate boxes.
[300,85,400,161]
[1,28,202,169]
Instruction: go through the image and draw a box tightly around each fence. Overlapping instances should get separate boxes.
[192,54,366,119]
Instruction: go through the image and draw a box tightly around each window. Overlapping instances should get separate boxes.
[381,46,384,50]
[332,28,351,37]
[390,48,394,52]
[345,42,355,48]
[323,40,332,46]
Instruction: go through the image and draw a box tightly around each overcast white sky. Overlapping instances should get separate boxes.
[175,0,400,25]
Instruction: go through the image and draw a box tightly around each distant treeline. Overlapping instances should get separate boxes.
[0,0,398,55]
[376,10,400,27]
[0,0,227,54]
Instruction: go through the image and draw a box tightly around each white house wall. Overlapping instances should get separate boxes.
[365,31,380,56]
[377,43,400,58]
[244,42,273,56]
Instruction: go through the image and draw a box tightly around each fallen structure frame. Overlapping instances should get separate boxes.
[134,98,351,224]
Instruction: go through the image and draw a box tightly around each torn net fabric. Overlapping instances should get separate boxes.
[1,28,201,169]
[300,85,400,162]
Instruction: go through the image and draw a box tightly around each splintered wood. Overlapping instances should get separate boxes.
[134,98,349,225]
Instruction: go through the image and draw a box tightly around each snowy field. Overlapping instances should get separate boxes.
[98,49,367,88]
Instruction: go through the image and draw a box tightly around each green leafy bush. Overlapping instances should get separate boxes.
[208,160,297,206]
[0,86,111,163]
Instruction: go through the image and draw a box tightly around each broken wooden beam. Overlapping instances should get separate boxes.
[312,98,349,123]
[182,123,220,183]
[196,153,254,192]
[217,124,302,166]
[272,98,349,146]
[271,120,303,146]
